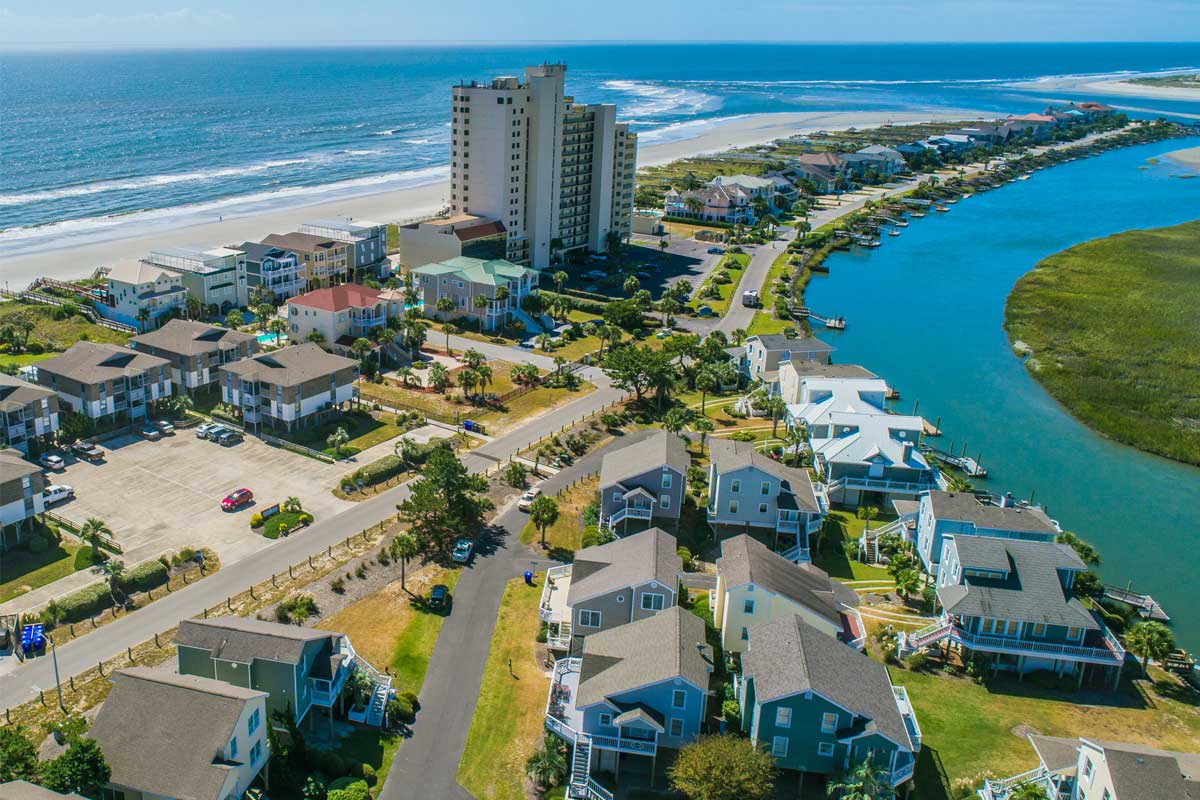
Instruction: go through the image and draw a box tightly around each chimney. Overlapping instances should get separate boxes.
[902,442,913,462]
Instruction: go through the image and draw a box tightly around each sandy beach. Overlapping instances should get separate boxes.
[1010,73,1200,103]
[1165,146,1200,168]
[0,108,986,288]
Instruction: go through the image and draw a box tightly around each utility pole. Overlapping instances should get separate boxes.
[48,634,65,713]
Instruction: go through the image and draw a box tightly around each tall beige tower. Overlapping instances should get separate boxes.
[449,64,636,269]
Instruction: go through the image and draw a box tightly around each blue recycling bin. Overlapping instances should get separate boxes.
[22,623,44,654]
[463,420,475,432]
[524,571,534,586]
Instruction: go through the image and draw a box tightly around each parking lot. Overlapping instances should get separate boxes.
[49,429,357,567]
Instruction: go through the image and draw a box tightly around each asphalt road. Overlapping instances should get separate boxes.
[381,429,658,800]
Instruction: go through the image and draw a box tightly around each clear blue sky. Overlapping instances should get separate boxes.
[0,0,1196,44]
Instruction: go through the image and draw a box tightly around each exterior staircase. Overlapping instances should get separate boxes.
[779,543,811,563]
[898,618,955,656]
[860,517,908,563]
[511,305,545,334]
[366,676,392,727]
[569,736,592,798]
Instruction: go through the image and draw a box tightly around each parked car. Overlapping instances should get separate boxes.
[216,430,243,446]
[42,485,74,505]
[584,269,607,280]
[707,247,726,254]
[742,290,761,307]
[697,305,715,317]
[39,453,65,471]
[70,441,104,461]
[220,488,253,511]
[140,425,162,441]
[517,487,542,511]
[155,420,176,435]
[205,425,232,441]
[451,538,474,563]
[635,270,652,280]
[195,422,218,439]
[429,584,450,610]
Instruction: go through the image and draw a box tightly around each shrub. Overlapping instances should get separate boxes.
[502,461,528,488]
[330,577,346,594]
[312,749,346,778]
[401,690,419,707]
[361,764,377,787]
[171,546,196,566]
[355,564,368,579]
[120,559,169,592]
[904,651,929,671]
[249,513,264,529]
[25,339,45,355]
[357,454,406,486]
[276,594,319,624]
[298,512,314,525]
[387,694,415,724]
[326,777,370,800]
[376,549,390,566]
[721,699,740,725]
[57,582,112,622]
[536,623,549,644]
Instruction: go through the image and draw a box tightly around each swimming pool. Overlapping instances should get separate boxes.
[257,332,288,346]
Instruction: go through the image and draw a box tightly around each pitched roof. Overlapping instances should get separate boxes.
[937,538,1095,630]
[747,334,834,355]
[131,319,256,357]
[34,342,169,385]
[287,283,384,312]
[176,616,334,664]
[796,152,846,169]
[598,430,690,487]
[743,615,913,750]
[567,527,682,606]
[1091,739,1200,800]
[410,256,537,287]
[235,241,289,262]
[455,220,507,242]
[261,232,343,252]
[717,535,842,627]
[0,449,41,485]
[0,782,85,800]
[88,667,266,800]
[811,412,928,471]
[576,607,713,708]
[783,363,877,379]
[218,343,357,387]
[0,372,55,413]
[1028,734,1082,773]
[708,439,820,513]
[106,259,181,286]
[926,490,1058,535]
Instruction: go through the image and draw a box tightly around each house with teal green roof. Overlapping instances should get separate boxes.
[409,256,543,332]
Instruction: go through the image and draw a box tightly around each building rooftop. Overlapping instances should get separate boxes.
[576,607,713,709]
[261,232,343,252]
[177,616,334,665]
[747,334,835,355]
[88,667,267,800]
[598,430,690,488]
[938,537,1095,630]
[708,438,820,513]
[743,615,914,750]
[0,449,41,486]
[287,283,384,313]
[146,246,243,274]
[106,259,182,286]
[218,343,357,388]
[927,490,1058,535]
[717,535,842,627]
[811,411,928,471]
[567,527,681,606]
[0,782,85,800]
[410,256,538,287]
[33,342,169,385]
[131,319,256,358]
[235,241,289,262]
[0,371,56,414]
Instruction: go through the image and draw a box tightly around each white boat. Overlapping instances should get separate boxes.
[1019,174,1031,181]
[961,193,973,199]
[888,229,901,237]
[935,206,950,213]
[910,211,926,218]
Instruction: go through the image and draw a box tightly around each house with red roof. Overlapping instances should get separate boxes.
[284,284,391,355]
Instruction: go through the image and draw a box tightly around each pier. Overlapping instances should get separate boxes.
[790,305,846,329]
[1102,584,1170,623]
[923,444,987,477]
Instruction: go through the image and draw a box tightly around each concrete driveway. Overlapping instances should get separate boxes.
[50,431,355,568]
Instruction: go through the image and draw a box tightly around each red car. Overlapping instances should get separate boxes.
[221,488,254,511]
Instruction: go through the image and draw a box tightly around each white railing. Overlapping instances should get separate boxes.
[607,506,653,526]
[979,767,1049,800]
[779,544,811,563]
[839,476,937,494]
[547,631,572,650]
[539,564,572,622]
[891,760,916,786]
[589,734,657,755]
[892,686,922,751]
[905,616,1123,664]
[546,714,578,744]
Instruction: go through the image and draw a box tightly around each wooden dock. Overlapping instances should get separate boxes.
[1103,585,1170,622]
[924,445,987,477]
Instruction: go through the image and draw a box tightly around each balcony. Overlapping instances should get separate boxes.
[540,564,572,623]
[604,505,652,528]
[545,658,658,756]
[904,615,1125,665]
[892,686,922,752]
[830,475,938,495]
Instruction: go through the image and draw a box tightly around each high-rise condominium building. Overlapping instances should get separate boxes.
[449,63,637,269]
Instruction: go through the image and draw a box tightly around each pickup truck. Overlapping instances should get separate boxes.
[71,441,104,461]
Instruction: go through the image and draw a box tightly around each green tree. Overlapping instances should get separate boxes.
[395,448,492,556]
[98,558,126,607]
[224,309,244,329]
[602,345,672,405]
[255,302,276,331]
[1056,531,1101,567]
[40,738,111,797]
[442,322,460,356]
[695,366,721,416]
[525,734,569,790]
[0,725,40,782]
[826,752,890,799]
[663,407,693,438]
[762,395,787,438]
[306,329,326,345]
[473,293,490,333]
[350,337,373,363]
[390,532,420,592]
[436,296,455,321]
[1008,783,1049,800]
[784,422,808,464]
[79,517,113,560]
[623,275,641,297]
[552,270,569,295]
[693,417,715,455]
[1125,620,1174,672]
[283,496,303,513]
[669,735,775,800]
[269,316,288,346]
[856,505,879,533]
[529,494,560,549]
[428,362,451,393]
[135,307,152,332]
[895,568,920,604]
[327,426,351,457]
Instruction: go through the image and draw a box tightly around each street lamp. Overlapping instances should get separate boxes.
[47,633,65,713]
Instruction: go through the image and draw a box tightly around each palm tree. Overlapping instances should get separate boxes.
[695,367,720,416]
[428,362,450,393]
[763,395,788,438]
[732,327,747,346]
[947,474,973,493]
[390,533,420,592]
[475,363,493,399]
[663,407,692,438]
[827,753,890,799]
[895,569,920,604]
[525,735,568,790]
[459,368,479,400]
[97,558,127,607]
[1056,531,1101,567]
[1125,621,1174,673]
[473,293,489,333]
[350,337,373,364]
[268,317,287,346]
[529,494,560,549]
[683,196,704,217]
[856,505,879,533]
[171,393,194,419]
[442,323,460,357]
[397,366,414,387]
[494,285,511,327]
[135,308,151,332]
[326,426,350,457]
[552,270,568,295]
[79,517,113,560]
[306,330,327,345]
[435,296,455,322]
[255,303,275,331]
[693,417,715,455]
[461,348,485,370]
[623,275,640,297]
[784,422,808,464]
[535,333,553,352]
[1008,783,1049,800]
[283,496,302,513]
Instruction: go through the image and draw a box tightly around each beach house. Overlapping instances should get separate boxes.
[539,527,682,652]
[900,537,1124,690]
[237,241,306,302]
[544,607,714,793]
[663,183,756,225]
[806,406,935,507]
[850,145,907,177]
[176,616,391,729]
[915,490,1061,573]
[597,430,689,534]
[144,245,250,314]
[284,283,390,356]
[27,341,172,422]
[410,256,542,333]
[99,258,189,331]
[706,438,825,561]
[396,214,508,269]
[737,615,921,787]
[777,362,879,406]
[733,334,835,386]
[217,343,358,434]
[714,534,865,654]
[130,319,258,395]
[299,218,389,278]
[0,373,59,454]
[88,667,270,800]
[260,232,350,289]
[980,735,1200,800]
[711,174,796,206]
[0,449,46,551]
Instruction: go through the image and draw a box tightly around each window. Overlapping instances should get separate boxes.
[579,610,601,628]
[760,481,770,495]
[1067,626,1083,641]
[1031,622,1046,637]
[728,501,739,514]
[612,491,621,502]
[731,479,741,493]
[672,689,686,709]
[599,713,613,726]
[758,503,768,514]
[661,472,672,489]
[250,740,262,764]
[247,708,260,736]
[229,736,238,760]
[640,593,665,611]
[660,494,671,510]
[741,626,749,641]
[820,712,838,733]
[744,599,755,614]
[818,741,835,757]
[775,707,791,728]
[1083,756,1094,782]
[771,736,788,757]
[669,718,684,737]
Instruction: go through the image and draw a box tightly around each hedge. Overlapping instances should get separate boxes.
[327,778,370,800]
[663,214,736,230]
[55,582,113,623]
[120,559,169,593]
[539,290,609,315]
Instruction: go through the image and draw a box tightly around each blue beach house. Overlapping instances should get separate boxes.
[915,490,1061,573]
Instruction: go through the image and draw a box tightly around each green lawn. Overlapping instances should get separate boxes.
[326,727,403,786]
[457,575,550,800]
[697,253,749,317]
[810,509,896,582]
[258,510,307,539]
[745,250,795,337]
[0,302,129,353]
[0,351,54,371]
[519,478,597,552]
[0,540,99,604]
[1005,219,1200,465]
[278,410,404,458]
[389,570,461,695]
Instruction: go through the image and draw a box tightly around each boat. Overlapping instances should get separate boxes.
[888,229,901,237]
[910,211,926,218]
[824,317,847,330]
[1019,174,1031,181]
[946,198,958,204]
[935,206,950,213]
[961,193,972,199]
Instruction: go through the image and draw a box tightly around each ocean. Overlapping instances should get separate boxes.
[1,42,1199,253]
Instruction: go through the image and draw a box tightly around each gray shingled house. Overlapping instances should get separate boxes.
[129,319,258,395]
[597,431,690,535]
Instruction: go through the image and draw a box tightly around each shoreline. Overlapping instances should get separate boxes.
[1165,145,1200,168]
[1011,73,1200,103]
[0,108,987,287]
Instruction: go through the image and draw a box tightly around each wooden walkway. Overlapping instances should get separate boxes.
[1103,584,1170,622]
